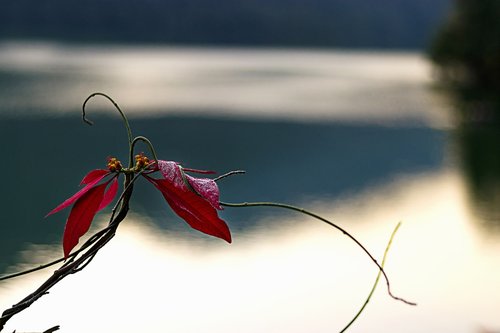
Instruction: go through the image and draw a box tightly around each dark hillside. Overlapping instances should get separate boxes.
[0,0,451,49]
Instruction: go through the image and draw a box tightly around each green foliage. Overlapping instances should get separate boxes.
[430,0,500,91]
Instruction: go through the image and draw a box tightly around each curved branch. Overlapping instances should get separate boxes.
[339,222,401,332]
[82,92,133,167]
[221,201,416,306]
[213,170,246,182]
[0,226,109,282]
[131,136,159,168]
[43,325,60,333]
[0,174,135,331]
[0,166,151,285]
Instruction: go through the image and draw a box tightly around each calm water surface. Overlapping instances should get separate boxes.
[0,42,499,333]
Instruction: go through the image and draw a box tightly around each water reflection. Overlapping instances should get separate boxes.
[2,170,500,333]
[1,44,499,332]
[0,42,449,127]
[0,117,445,274]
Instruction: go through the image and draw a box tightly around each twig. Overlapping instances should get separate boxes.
[0,165,154,285]
[0,226,110,282]
[221,201,416,306]
[43,325,60,333]
[213,170,246,182]
[0,175,134,331]
[339,222,402,332]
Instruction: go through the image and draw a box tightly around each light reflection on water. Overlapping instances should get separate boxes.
[2,169,499,333]
[0,41,450,127]
[1,42,499,333]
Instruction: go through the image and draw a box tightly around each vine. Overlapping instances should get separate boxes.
[0,93,415,332]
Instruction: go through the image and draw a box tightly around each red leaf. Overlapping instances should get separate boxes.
[63,182,107,258]
[186,175,222,210]
[158,160,222,210]
[46,171,109,217]
[157,160,184,187]
[80,169,109,186]
[147,177,231,243]
[98,176,119,211]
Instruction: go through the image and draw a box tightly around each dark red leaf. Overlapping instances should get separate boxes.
[157,160,184,187]
[80,169,109,186]
[98,176,119,211]
[46,171,109,217]
[63,182,107,258]
[186,175,222,210]
[147,177,231,243]
[157,160,222,210]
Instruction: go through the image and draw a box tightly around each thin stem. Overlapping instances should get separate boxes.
[43,325,60,333]
[339,222,401,333]
[0,164,150,284]
[0,226,111,282]
[109,166,150,223]
[0,172,134,330]
[221,201,416,306]
[0,258,65,282]
[213,170,246,182]
[82,92,133,167]
[131,136,159,167]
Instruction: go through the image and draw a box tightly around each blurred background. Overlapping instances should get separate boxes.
[1,1,499,332]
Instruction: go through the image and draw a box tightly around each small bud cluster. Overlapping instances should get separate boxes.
[135,153,150,170]
[107,157,122,172]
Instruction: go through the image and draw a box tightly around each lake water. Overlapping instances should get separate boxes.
[0,42,499,333]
